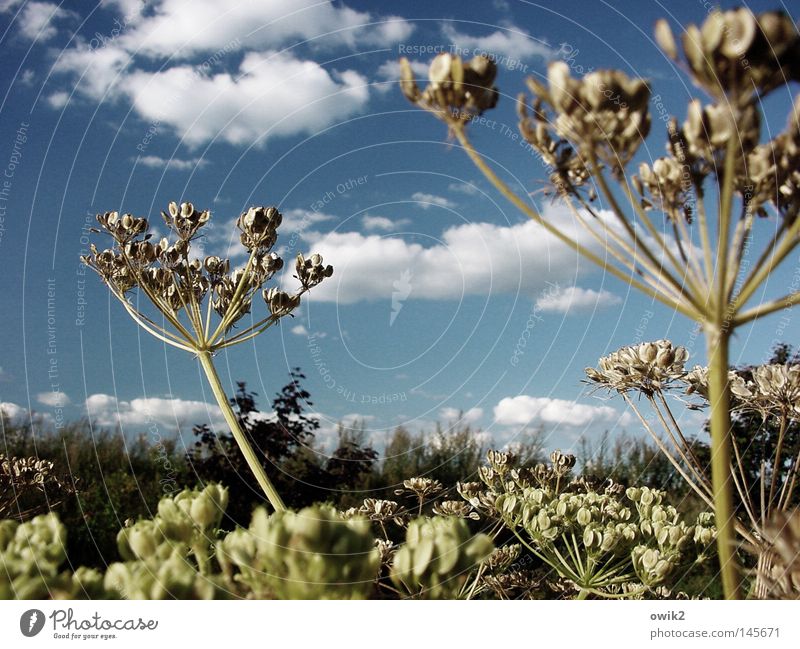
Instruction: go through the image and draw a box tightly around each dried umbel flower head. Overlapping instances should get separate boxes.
[522,62,650,180]
[550,449,576,474]
[685,362,800,417]
[744,103,800,223]
[83,201,332,348]
[82,201,334,514]
[0,455,71,521]
[656,10,800,103]
[396,477,444,499]
[162,201,210,241]
[586,340,689,395]
[456,481,497,515]
[485,543,522,571]
[683,100,760,161]
[237,205,282,251]
[751,364,800,412]
[399,53,498,123]
[357,499,407,527]
[431,500,480,520]
[295,253,333,290]
[481,569,541,599]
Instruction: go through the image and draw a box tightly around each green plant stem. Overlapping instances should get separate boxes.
[705,326,742,599]
[197,350,286,512]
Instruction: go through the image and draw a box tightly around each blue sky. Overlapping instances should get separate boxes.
[0,0,798,456]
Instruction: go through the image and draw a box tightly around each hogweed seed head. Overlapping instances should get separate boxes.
[399,53,499,123]
[82,201,332,351]
[656,10,800,103]
[586,340,689,395]
[523,62,651,180]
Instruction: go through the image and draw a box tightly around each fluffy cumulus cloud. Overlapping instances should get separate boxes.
[535,286,622,314]
[14,1,72,41]
[108,0,413,59]
[374,58,429,92]
[0,401,27,422]
[85,393,225,432]
[296,202,686,305]
[0,401,55,427]
[36,391,70,407]
[442,22,552,63]
[493,395,630,428]
[117,52,368,146]
[296,203,590,304]
[46,0,412,146]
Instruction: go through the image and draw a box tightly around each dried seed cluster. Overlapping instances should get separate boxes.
[523,63,651,180]
[82,201,333,349]
[586,340,689,395]
[399,53,499,122]
[656,9,800,103]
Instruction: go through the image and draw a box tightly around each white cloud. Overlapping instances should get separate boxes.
[442,23,552,64]
[0,401,27,422]
[50,1,409,146]
[137,155,209,171]
[374,58,429,92]
[410,192,456,210]
[53,43,133,100]
[46,91,69,108]
[494,395,629,428]
[535,286,622,314]
[36,391,70,407]
[0,402,55,428]
[361,215,410,232]
[448,182,480,195]
[111,0,413,59]
[121,52,369,146]
[296,201,687,305]
[290,324,309,336]
[16,1,71,41]
[296,203,591,304]
[19,69,36,86]
[376,58,429,81]
[439,406,484,424]
[85,393,224,432]
[282,208,335,234]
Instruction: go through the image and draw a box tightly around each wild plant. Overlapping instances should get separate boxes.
[400,8,800,598]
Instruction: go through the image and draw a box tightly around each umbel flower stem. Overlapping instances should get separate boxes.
[82,202,332,513]
[454,119,742,598]
[705,327,741,599]
[198,351,286,512]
